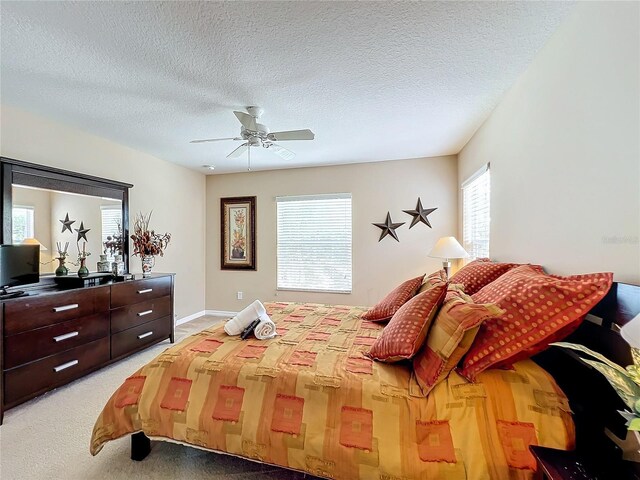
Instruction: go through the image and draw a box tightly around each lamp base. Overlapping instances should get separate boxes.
[442,260,452,281]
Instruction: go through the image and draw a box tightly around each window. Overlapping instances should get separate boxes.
[462,164,491,259]
[277,193,352,293]
[12,206,35,243]
[101,205,122,246]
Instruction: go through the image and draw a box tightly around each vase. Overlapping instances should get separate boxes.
[97,254,111,273]
[141,255,155,277]
[78,257,89,278]
[111,254,125,276]
[55,257,69,276]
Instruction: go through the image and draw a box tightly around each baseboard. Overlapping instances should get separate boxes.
[175,310,206,326]
[175,309,237,327]
[205,309,238,318]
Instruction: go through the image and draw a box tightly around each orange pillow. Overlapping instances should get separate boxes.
[368,280,447,362]
[362,275,425,322]
[459,265,613,381]
[449,259,518,295]
[409,289,504,396]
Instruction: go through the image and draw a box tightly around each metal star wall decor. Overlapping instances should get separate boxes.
[59,213,75,233]
[403,198,437,228]
[373,212,405,242]
[75,222,90,242]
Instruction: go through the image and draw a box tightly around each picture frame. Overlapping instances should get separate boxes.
[220,196,256,270]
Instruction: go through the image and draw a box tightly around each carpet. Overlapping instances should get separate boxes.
[0,316,313,480]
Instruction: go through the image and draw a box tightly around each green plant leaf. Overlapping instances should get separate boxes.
[629,417,640,431]
[580,358,640,409]
[551,342,629,375]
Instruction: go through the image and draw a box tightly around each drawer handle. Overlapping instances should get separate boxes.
[138,331,153,339]
[53,331,79,342]
[54,359,79,372]
[53,304,79,313]
[137,288,153,294]
[137,310,153,317]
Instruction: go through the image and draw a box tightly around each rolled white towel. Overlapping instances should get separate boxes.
[254,314,277,340]
[224,300,266,336]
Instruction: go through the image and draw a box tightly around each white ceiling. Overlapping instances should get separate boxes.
[0,1,574,174]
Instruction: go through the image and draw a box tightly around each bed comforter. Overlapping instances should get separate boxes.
[91,302,575,479]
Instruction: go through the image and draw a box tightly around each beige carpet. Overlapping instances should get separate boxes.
[0,316,313,480]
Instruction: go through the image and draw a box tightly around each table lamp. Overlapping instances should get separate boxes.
[21,238,47,251]
[428,236,469,280]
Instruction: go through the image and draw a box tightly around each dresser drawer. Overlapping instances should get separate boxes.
[111,316,172,359]
[111,295,171,334]
[4,287,110,336]
[4,312,109,369]
[110,276,172,309]
[4,337,110,405]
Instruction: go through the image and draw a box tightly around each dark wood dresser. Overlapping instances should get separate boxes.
[0,273,174,424]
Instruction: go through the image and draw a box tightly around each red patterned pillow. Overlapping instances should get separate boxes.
[362,275,425,321]
[409,290,503,396]
[459,265,613,381]
[417,269,448,294]
[449,259,517,295]
[368,280,447,362]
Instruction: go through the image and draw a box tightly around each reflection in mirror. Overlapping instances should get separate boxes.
[12,185,122,275]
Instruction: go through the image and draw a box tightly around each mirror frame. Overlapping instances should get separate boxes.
[1,157,133,272]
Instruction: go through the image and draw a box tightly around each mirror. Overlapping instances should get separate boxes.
[12,185,122,274]
[1,157,132,275]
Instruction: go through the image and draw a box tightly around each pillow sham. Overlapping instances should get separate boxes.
[409,290,504,396]
[417,269,447,294]
[459,265,613,381]
[449,258,517,295]
[362,275,425,322]
[368,279,447,362]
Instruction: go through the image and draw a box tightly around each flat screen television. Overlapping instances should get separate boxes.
[0,244,40,297]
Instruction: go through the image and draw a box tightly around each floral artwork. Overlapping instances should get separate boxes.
[221,197,256,270]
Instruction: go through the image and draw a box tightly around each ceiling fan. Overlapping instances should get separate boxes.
[190,106,315,170]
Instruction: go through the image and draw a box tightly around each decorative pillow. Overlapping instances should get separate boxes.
[362,275,425,322]
[368,280,447,362]
[417,269,448,294]
[459,265,613,381]
[449,259,517,295]
[409,290,504,396]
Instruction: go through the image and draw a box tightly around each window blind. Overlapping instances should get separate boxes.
[101,205,122,245]
[276,193,352,293]
[462,165,491,259]
[12,206,35,243]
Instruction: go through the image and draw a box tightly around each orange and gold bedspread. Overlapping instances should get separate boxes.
[90,302,575,479]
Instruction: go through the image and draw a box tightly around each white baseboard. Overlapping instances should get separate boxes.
[175,309,238,327]
[205,309,238,318]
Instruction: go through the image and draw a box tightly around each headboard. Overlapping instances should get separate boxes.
[533,281,640,476]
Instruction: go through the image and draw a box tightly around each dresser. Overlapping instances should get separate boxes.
[0,273,174,424]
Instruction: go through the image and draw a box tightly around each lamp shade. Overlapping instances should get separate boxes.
[21,237,47,251]
[621,313,640,349]
[428,236,468,260]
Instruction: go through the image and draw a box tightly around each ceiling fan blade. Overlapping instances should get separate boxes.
[227,143,249,159]
[268,129,314,141]
[233,111,257,131]
[267,143,296,161]
[190,137,242,144]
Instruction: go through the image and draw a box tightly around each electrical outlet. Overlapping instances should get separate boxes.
[237,291,243,300]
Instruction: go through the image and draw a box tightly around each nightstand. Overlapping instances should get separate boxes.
[529,446,598,480]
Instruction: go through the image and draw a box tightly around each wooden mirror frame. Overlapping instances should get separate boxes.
[1,157,133,272]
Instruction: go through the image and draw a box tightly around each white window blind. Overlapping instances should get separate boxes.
[277,193,352,293]
[462,165,491,259]
[101,205,122,246]
[12,206,35,244]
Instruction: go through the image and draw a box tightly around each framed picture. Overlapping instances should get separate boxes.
[221,196,256,270]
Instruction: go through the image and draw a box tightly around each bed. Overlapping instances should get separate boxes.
[90,301,575,479]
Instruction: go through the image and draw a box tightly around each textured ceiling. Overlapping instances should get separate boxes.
[0,1,574,174]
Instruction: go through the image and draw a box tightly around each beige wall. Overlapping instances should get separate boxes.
[206,156,458,311]
[458,2,640,284]
[1,105,207,320]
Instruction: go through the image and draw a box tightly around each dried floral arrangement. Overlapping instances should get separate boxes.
[130,211,171,257]
[104,221,124,256]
